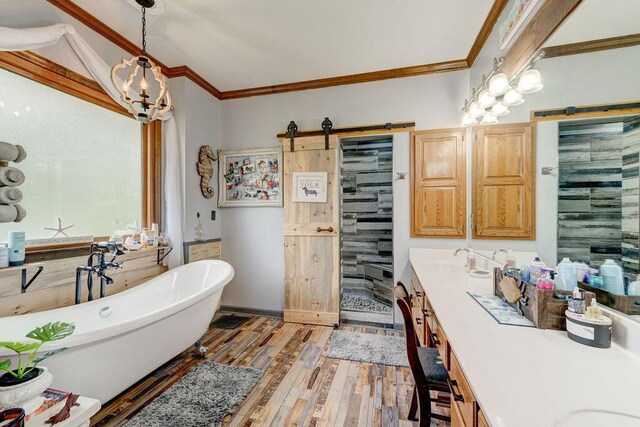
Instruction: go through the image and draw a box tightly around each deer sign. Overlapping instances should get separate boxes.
[196,145,218,199]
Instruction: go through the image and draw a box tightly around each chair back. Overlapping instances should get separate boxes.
[395,283,427,385]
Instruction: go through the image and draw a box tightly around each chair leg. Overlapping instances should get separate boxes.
[418,386,432,427]
[408,385,418,421]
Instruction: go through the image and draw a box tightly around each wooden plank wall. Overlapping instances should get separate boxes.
[0,247,169,317]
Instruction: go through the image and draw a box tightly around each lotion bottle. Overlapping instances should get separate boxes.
[8,231,25,266]
[600,259,624,295]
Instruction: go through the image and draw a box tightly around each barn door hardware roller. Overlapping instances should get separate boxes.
[286,121,298,152]
[322,117,333,150]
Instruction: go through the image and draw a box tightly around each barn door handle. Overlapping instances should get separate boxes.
[316,227,334,233]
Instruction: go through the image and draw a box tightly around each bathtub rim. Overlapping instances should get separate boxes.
[0,260,234,356]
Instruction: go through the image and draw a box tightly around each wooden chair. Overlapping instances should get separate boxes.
[395,283,451,425]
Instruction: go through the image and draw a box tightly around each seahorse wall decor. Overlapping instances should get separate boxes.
[196,145,218,199]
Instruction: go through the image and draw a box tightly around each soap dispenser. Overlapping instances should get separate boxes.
[506,250,517,268]
[600,259,624,295]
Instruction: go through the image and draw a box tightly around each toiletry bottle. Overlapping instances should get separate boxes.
[140,230,148,249]
[0,244,8,268]
[573,260,589,283]
[586,298,602,320]
[568,287,585,314]
[506,250,517,268]
[0,167,25,187]
[628,275,640,296]
[530,257,546,281]
[8,231,25,266]
[600,259,625,295]
[520,264,530,282]
[147,229,157,247]
[556,258,576,291]
[466,252,476,273]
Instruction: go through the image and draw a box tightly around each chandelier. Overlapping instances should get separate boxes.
[111,0,171,124]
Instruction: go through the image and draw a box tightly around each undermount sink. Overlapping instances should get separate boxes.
[554,410,640,427]
[469,269,491,279]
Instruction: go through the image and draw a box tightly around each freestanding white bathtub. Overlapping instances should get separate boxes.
[0,260,234,404]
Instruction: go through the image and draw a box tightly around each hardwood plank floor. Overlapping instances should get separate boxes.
[91,312,449,426]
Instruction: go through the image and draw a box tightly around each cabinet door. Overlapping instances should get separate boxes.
[411,129,466,238]
[473,123,535,239]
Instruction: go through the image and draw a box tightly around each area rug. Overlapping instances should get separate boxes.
[341,289,393,314]
[211,314,251,329]
[326,331,408,367]
[125,361,262,427]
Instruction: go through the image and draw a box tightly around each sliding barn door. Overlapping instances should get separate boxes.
[282,136,340,326]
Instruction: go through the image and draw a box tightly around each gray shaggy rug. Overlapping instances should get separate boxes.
[125,361,262,427]
[326,331,409,367]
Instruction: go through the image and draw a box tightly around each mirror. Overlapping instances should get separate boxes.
[470,0,640,318]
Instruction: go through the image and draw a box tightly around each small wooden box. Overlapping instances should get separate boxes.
[493,268,595,330]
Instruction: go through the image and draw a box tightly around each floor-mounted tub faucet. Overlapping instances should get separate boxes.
[75,242,124,304]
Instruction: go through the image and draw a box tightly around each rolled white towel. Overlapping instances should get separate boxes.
[0,142,26,163]
[0,167,25,187]
[0,204,26,223]
[0,187,23,204]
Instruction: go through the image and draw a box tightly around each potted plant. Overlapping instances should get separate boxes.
[0,322,75,414]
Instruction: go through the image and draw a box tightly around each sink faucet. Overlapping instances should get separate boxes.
[75,242,124,304]
[454,248,476,272]
[492,249,508,260]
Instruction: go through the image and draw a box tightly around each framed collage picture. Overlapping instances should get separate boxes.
[218,148,283,207]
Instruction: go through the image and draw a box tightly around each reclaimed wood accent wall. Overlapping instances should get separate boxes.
[0,247,169,317]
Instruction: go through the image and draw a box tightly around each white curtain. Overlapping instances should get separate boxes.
[0,24,184,268]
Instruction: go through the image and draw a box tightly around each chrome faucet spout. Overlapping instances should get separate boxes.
[454,248,470,256]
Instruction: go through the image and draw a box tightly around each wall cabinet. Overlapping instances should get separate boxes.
[472,123,535,240]
[411,129,466,238]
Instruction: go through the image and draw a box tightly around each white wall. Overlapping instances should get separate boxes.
[220,71,470,312]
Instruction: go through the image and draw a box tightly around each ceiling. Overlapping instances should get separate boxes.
[66,0,495,91]
[545,0,640,46]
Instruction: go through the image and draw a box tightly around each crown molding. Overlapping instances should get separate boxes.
[543,33,640,59]
[46,0,506,100]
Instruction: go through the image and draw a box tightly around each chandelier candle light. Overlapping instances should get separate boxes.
[461,55,543,127]
[111,0,171,123]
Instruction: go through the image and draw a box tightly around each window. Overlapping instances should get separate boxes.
[0,55,151,243]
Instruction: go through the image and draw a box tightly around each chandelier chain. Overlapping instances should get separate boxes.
[141,6,147,54]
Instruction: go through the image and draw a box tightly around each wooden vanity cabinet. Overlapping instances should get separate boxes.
[411,272,488,426]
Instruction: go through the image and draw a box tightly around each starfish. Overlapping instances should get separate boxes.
[44,218,74,238]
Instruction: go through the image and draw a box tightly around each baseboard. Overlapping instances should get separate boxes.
[220,305,284,318]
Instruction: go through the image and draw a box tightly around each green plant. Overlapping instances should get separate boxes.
[0,321,75,381]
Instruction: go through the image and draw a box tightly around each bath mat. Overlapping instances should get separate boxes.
[468,292,535,328]
[326,330,408,367]
[124,361,262,427]
[211,314,251,329]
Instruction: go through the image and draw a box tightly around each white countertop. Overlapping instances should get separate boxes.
[409,248,640,427]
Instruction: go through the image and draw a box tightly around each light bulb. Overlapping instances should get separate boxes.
[481,112,498,125]
[488,73,511,97]
[469,101,486,119]
[140,77,148,91]
[478,89,497,109]
[491,102,510,117]
[502,89,525,106]
[517,68,543,94]
[462,112,477,127]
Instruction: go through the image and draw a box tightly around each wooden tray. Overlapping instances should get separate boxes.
[493,268,595,330]
[578,281,640,317]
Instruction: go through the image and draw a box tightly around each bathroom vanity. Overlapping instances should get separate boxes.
[409,248,640,427]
